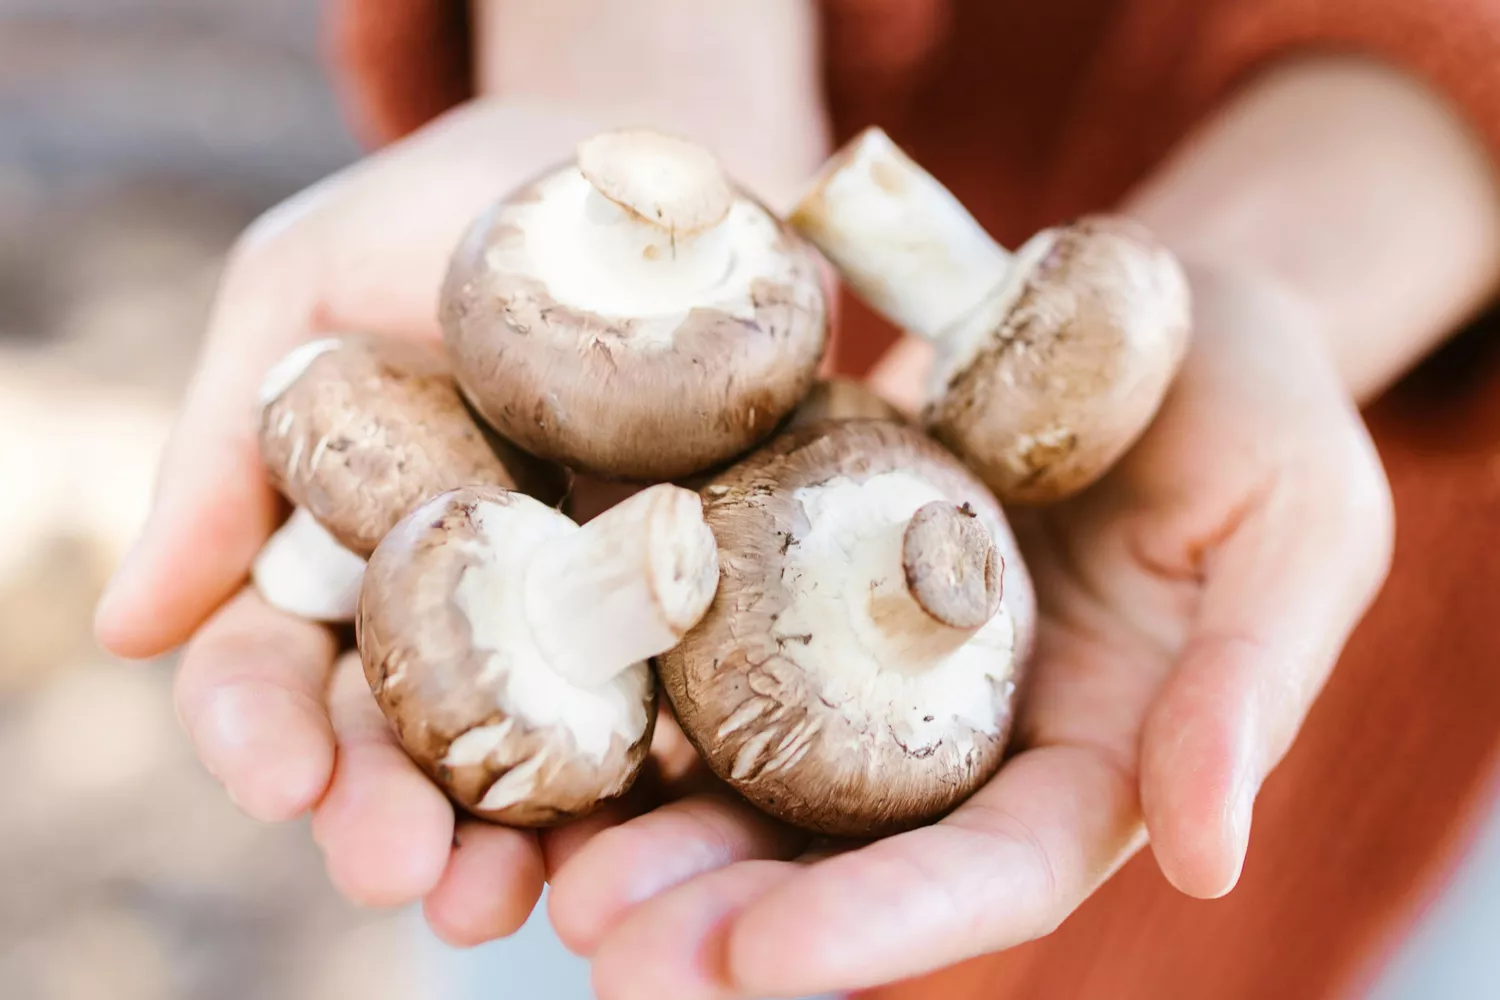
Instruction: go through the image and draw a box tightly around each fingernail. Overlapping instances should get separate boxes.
[1231,777,1256,848]
[1214,767,1259,897]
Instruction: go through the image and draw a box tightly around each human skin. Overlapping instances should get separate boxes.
[93,0,1500,992]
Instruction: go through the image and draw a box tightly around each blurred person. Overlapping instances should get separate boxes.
[94,1,1500,999]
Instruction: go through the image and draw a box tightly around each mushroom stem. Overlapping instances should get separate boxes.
[252,506,366,622]
[567,129,736,307]
[870,501,1003,666]
[788,127,1015,342]
[524,484,720,688]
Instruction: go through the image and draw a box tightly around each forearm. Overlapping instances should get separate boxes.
[1125,56,1500,403]
[469,0,829,210]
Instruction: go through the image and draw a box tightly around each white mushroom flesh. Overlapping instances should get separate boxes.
[446,498,653,775]
[256,337,342,408]
[926,228,1061,399]
[252,506,366,622]
[769,471,1018,756]
[498,168,790,337]
[525,484,720,687]
[791,127,1011,341]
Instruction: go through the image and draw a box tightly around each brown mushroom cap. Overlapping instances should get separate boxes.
[357,485,657,826]
[658,420,1036,837]
[925,217,1191,503]
[257,333,567,556]
[784,377,905,430]
[441,129,829,481]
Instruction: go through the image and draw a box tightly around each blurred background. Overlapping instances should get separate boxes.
[2,3,1497,999]
[0,3,424,998]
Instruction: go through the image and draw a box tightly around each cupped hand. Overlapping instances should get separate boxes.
[546,262,1396,999]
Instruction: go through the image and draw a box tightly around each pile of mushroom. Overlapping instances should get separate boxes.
[245,124,1190,832]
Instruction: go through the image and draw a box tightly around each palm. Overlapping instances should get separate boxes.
[547,267,1394,999]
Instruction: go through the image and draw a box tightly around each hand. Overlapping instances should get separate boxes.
[542,262,1395,998]
[91,99,712,944]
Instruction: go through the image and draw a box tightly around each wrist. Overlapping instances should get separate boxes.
[470,0,829,210]
[1123,56,1500,404]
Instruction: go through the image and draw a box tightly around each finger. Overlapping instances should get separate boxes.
[311,653,455,908]
[539,702,728,878]
[93,257,314,659]
[863,334,931,418]
[549,794,807,956]
[591,861,798,1000]
[173,588,338,822]
[541,792,651,878]
[1141,433,1394,898]
[423,821,546,948]
[723,746,1140,996]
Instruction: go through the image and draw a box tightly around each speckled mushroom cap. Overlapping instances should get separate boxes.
[357,485,659,826]
[658,420,1037,838]
[924,217,1191,502]
[440,128,829,482]
[257,333,567,556]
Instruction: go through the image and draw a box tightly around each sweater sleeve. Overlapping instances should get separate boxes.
[1189,0,1500,162]
[323,0,1500,185]
[324,0,471,146]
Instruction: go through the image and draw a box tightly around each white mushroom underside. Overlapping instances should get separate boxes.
[252,506,366,621]
[772,472,1017,756]
[256,337,343,408]
[927,229,1060,399]
[492,167,790,340]
[441,498,651,798]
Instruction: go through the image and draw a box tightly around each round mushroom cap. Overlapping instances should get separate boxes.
[258,333,567,555]
[441,129,829,481]
[926,216,1191,504]
[357,485,656,826]
[658,420,1036,837]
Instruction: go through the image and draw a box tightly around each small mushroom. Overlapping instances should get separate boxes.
[252,507,367,622]
[252,333,566,621]
[357,482,720,825]
[790,127,1192,503]
[658,419,1036,837]
[441,128,829,481]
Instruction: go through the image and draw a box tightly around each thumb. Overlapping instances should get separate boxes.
[1140,425,1393,898]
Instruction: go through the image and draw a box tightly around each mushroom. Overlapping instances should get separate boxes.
[357,482,720,825]
[784,377,905,430]
[657,419,1036,837]
[789,127,1192,504]
[252,333,566,622]
[441,127,829,482]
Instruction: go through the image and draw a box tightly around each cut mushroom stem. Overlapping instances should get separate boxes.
[525,483,721,688]
[561,129,737,310]
[873,501,1002,667]
[789,126,1023,342]
[252,506,366,622]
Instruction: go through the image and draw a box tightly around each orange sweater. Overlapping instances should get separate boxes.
[325,3,1500,999]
